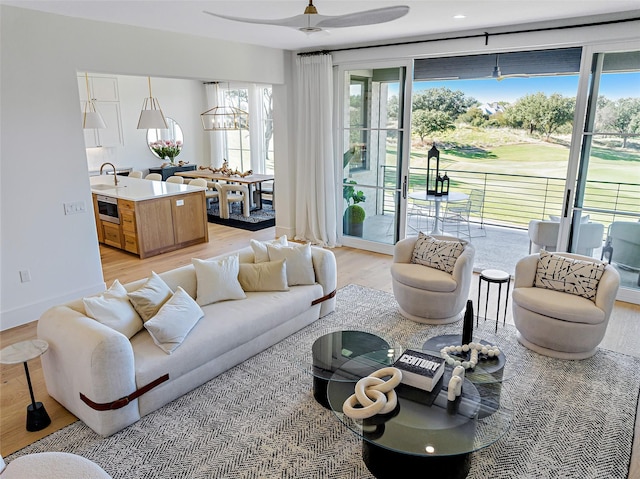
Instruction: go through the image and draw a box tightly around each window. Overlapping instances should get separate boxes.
[218,84,274,174]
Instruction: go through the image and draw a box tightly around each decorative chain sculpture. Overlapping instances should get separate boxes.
[342,367,402,419]
[199,160,253,178]
[440,342,501,370]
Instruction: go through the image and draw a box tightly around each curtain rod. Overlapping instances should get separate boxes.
[298,15,640,55]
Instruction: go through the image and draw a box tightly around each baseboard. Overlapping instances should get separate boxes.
[0,281,107,331]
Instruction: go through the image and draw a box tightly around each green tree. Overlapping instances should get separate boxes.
[412,109,455,141]
[459,107,488,127]
[412,87,476,120]
[505,92,574,140]
[597,97,640,147]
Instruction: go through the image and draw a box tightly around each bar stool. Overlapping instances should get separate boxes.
[477,269,511,333]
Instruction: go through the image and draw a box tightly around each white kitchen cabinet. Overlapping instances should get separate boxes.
[78,74,123,147]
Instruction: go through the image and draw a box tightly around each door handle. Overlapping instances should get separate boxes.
[402,176,407,199]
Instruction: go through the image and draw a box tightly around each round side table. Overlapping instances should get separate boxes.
[477,269,511,333]
[0,339,51,431]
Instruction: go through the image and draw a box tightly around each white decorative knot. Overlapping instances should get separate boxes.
[440,342,501,369]
[342,367,403,419]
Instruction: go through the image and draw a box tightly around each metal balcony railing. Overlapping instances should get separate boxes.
[378,166,640,235]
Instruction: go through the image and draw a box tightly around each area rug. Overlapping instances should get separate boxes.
[207,202,275,231]
[9,285,639,479]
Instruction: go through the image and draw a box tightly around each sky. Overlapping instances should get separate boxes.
[411,71,640,105]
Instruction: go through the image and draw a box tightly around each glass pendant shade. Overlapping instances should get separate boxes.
[137,77,168,129]
[201,105,249,131]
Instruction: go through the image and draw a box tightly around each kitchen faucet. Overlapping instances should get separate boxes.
[99,162,118,186]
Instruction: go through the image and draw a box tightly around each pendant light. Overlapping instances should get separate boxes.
[492,55,502,79]
[137,76,167,129]
[82,73,107,129]
[201,82,249,131]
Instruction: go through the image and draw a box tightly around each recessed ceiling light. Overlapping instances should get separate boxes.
[453,14,466,19]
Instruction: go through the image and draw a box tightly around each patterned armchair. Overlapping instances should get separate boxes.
[391,234,475,324]
[512,251,620,359]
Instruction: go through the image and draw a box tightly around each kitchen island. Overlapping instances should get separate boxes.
[90,175,208,258]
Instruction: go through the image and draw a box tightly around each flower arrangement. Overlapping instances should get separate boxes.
[149,140,182,163]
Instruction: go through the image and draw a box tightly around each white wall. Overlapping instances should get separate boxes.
[0,6,287,330]
[85,74,209,173]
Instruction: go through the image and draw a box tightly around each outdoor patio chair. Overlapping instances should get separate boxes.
[441,189,486,238]
[601,221,640,286]
[528,219,604,257]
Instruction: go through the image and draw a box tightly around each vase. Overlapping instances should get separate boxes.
[166,156,175,165]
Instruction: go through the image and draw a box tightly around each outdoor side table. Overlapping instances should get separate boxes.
[0,339,51,431]
[477,269,511,333]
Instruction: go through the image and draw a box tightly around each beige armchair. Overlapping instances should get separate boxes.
[1,452,111,478]
[391,235,475,324]
[512,252,620,359]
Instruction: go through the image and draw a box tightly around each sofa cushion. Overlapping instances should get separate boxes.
[144,287,204,354]
[83,280,143,338]
[132,284,323,388]
[534,250,605,301]
[192,255,246,306]
[391,263,458,293]
[512,287,605,325]
[238,260,289,292]
[128,272,174,322]
[266,243,316,286]
[411,233,466,274]
[250,235,288,263]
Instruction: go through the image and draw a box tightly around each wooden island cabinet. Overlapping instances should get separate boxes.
[91,175,209,258]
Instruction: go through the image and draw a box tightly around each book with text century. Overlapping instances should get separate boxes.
[394,349,445,392]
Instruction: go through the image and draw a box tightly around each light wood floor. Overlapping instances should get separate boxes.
[1,223,639,478]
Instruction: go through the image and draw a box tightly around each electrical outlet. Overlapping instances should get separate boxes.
[176,199,184,206]
[19,270,31,283]
[64,201,87,215]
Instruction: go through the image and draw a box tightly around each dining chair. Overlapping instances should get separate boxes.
[215,182,251,219]
[166,176,184,184]
[188,178,219,208]
[129,171,143,179]
[144,173,163,181]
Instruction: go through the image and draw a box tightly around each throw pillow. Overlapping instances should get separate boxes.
[250,235,288,263]
[534,250,605,301]
[83,280,143,338]
[127,272,174,322]
[411,233,466,274]
[144,287,204,354]
[192,254,246,306]
[266,242,316,286]
[238,259,289,292]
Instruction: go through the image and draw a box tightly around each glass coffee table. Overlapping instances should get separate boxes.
[326,348,513,479]
[308,330,401,408]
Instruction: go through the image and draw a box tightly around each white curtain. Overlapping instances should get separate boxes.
[294,54,338,247]
[204,83,225,168]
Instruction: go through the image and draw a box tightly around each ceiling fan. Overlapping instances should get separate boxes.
[203,1,410,34]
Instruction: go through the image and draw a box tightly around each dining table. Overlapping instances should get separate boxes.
[408,191,469,235]
[176,170,274,210]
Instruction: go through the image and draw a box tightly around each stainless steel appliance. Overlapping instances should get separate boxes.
[96,195,119,224]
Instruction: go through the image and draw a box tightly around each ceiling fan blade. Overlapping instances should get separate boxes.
[317,5,409,28]
[203,10,307,28]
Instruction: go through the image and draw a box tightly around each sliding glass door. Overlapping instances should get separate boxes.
[339,62,412,252]
[566,46,640,302]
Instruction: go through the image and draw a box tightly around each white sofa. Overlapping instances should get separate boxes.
[37,244,336,436]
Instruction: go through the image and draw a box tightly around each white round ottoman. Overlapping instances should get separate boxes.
[1,452,111,478]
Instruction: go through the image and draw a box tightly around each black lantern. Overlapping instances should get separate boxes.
[426,145,440,196]
[442,172,450,195]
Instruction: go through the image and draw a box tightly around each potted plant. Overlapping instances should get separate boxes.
[343,180,366,237]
